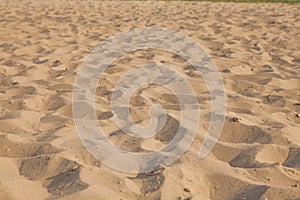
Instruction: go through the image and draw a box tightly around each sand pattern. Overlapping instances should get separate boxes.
[0,0,299,199]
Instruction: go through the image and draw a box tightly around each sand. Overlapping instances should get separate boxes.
[0,0,299,199]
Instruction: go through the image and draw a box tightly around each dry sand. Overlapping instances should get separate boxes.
[0,0,300,199]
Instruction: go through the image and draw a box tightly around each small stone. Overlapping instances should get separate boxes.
[11,81,19,86]
[265,177,271,181]
[222,69,231,73]
[184,187,190,192]
[231,117,240,122]
[292,184,299,187]
[72,165,80,171]
[296,114,300,118]
[52,60,62,67]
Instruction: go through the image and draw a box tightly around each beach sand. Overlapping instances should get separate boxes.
[0,0,299,199]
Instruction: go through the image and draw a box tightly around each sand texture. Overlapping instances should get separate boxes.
[0,0,299,199]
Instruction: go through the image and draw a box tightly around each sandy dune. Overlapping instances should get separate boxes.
[0,0,299,199]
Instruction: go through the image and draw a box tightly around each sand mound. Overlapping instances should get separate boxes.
[20,155,88,199]
[0,137,59,158]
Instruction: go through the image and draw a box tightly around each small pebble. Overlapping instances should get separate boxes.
[11,81,19,86]
[72,165,80,171]
[184,187,190,192]
[52,60,62,67]
[231,117,240,122]
[265,177,271,181]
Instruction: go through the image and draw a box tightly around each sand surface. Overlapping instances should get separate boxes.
[0,0,300,199]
